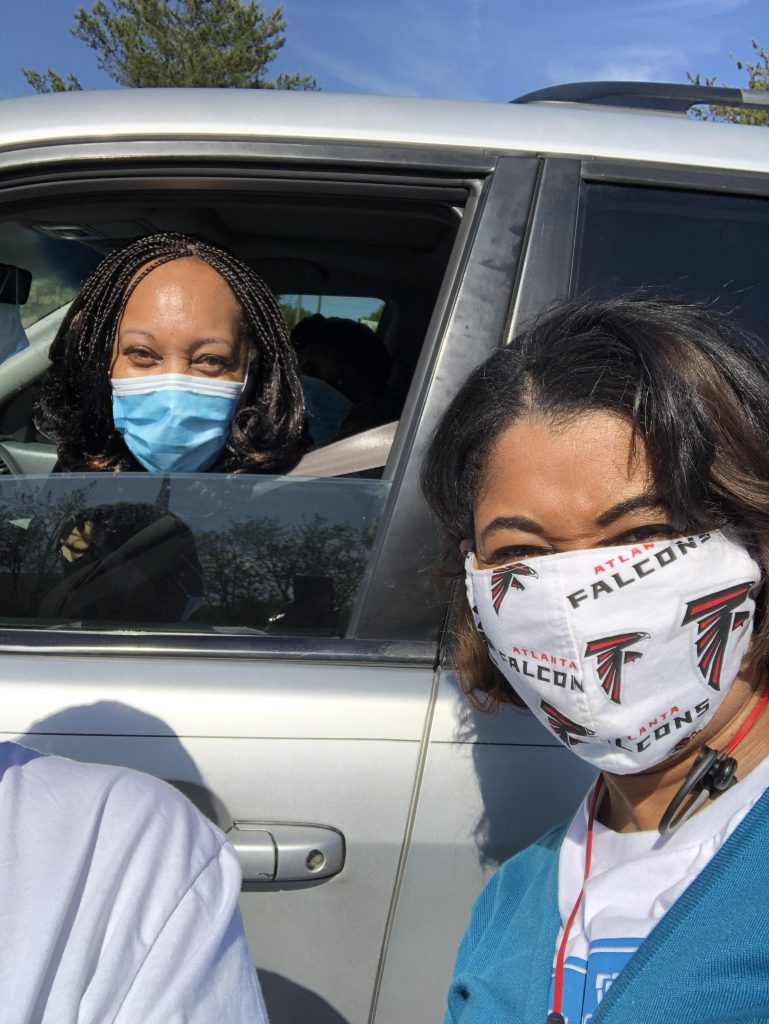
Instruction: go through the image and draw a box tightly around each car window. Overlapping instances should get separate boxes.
[0,473,388,637]
[0,222,101,329]
[0,193,461,443]
[278,294,384,332]
[573,183,769,339]
[0,183,466,641]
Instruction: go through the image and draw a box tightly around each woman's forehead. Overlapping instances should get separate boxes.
[475,412,653,531]
[124,255,233,298]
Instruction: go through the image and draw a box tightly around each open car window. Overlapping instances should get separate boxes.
[0,474,389,638]
[0,187,462,458]
[0,169,473,641]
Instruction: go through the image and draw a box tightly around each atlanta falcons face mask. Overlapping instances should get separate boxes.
[466,531,762,774]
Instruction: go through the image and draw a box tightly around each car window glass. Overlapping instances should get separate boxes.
[574,183,769,339]
[0,474,388,638]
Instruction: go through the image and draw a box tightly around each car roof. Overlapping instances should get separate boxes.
[2,88,769,175]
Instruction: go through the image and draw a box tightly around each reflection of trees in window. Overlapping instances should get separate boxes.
[194,513,378,634]
[0,486,93,616]
[0,496,203,624]
[0,490,379,636]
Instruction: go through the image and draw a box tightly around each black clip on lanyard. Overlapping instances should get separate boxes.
[658,745,737,835]
[659,678,769,835]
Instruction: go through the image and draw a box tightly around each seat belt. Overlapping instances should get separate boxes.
[288,421,397,478]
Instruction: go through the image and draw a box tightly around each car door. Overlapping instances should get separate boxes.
[0,121,542,1024]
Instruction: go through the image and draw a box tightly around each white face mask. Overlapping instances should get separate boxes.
[466,531,762,774]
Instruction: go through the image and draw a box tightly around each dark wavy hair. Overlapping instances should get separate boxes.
[420,295,769,711]
[34,232,305,473]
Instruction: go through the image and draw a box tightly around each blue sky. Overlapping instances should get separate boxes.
[0,0,765,102]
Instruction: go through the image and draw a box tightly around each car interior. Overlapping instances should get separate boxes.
[0,188,463,477]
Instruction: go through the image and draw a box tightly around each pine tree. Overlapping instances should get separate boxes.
[22,0,317,93]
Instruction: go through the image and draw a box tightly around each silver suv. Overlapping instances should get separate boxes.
[1,82,768,1023]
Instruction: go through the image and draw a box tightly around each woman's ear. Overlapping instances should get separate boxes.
[459,538,473,557]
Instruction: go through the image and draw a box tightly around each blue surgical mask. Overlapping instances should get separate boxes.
[301,374,353,445]
[111,373,245,473]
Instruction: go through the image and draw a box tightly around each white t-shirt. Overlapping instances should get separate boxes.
[550,755,769,1024]
[0,740,268,1023]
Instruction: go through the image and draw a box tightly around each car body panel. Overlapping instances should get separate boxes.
[6,653,435,1023]
[3,90,769,174]
[374,672,597,1023]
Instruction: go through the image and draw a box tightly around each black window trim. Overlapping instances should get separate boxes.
[504,155,769,339]
[354,155,541,640]
[581,158,769,198]
[437,157,581,663]
[506,157,582,339]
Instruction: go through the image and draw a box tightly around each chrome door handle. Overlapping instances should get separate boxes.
[227,823,345,883]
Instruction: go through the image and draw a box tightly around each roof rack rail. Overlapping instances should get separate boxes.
[512,81,769,116]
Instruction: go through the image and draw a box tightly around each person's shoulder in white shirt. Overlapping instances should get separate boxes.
[0,740,268,1023]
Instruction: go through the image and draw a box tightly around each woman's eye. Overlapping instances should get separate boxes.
[486,545,549,565]
[127,347,156,364]
[613,524,676,545]
[196,355,227,370]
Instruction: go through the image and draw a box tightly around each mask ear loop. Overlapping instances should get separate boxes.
[659,677,769,835]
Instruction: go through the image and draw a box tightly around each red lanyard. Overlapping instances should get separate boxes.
[723,681,769,755]
[547,678,769,1024]
[547,776,604,1024]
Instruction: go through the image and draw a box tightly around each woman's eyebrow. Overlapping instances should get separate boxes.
[595,492,667,527]
[120,328,156,341]
[478,494,667,543]
[188,337,234,350]
[479,515,545,542]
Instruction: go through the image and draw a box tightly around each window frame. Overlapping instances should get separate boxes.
[505,155,769,344]
[0,142,541,662]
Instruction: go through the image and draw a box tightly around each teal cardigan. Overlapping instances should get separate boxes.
[446,789,769,1024]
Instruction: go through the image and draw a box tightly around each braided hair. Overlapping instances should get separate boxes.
[34,232,306,473]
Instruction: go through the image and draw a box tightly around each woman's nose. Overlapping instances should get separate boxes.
[162,355,194,375]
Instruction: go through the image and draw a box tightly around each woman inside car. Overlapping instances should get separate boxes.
[35,231,305,473]
[421,296,769,1024]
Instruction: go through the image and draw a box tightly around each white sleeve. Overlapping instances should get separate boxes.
[114,841,269,1023]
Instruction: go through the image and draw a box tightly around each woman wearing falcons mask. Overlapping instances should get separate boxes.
[421,296,769,1024]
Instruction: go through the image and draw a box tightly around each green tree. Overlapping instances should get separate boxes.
[689,38,769,125]
[362,301,384,326]
[278,301,314,331]
[22,0,318,93]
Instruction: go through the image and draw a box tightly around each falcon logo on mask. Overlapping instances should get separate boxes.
[681,582,755,690]
[490,563,538,614]
[540,699,594,747]
[584,632,650,705]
